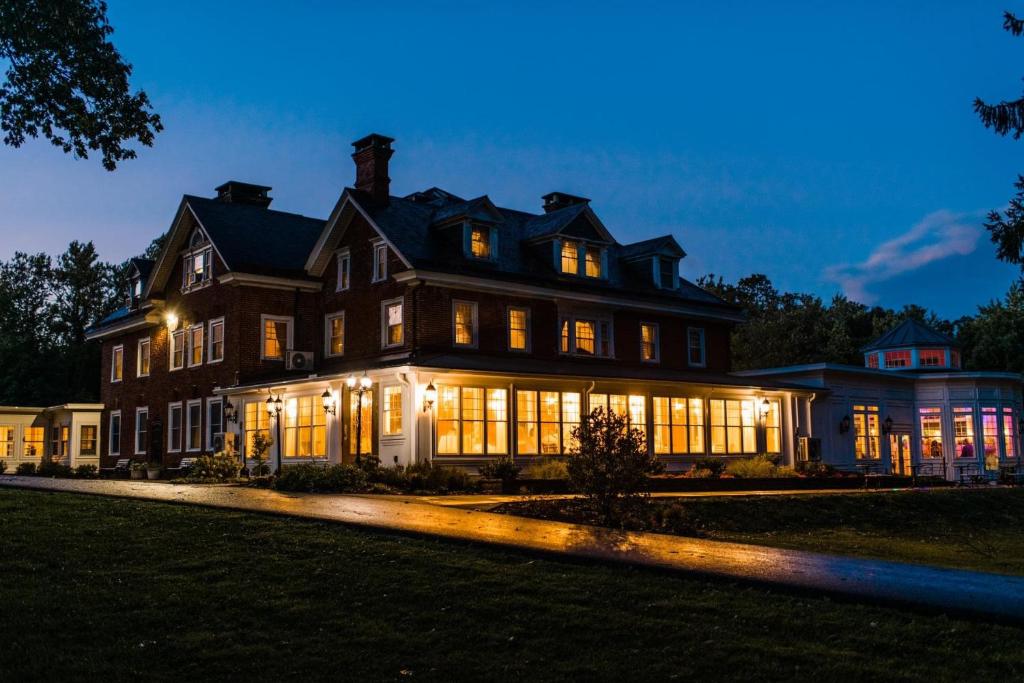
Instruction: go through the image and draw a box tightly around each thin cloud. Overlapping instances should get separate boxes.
[822,210,981,304]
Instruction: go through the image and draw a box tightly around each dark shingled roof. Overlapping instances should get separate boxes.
[185,195,325,279]
[862,319,957,352]
[353,189,733,313]
[130,258,155,282]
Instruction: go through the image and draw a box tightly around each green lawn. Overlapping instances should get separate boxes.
[2,489,1023,682]
[499,488,1024,576]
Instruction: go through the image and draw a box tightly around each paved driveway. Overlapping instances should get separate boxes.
[3,475,1024,624]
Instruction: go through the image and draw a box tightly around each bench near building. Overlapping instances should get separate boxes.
[0,404,104,471]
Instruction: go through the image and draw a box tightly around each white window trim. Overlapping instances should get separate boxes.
[185,399,203,453]
[169,329,185,371]
[559,315,615,358]
[167,402,182,453]
[687,327,706,368]
[135,407,148,456]
[641,322,660,364]
[187,323,204,368]
[207,317,225,364]
[336,249,351,292]
[507,305,531,353]
[206,397,223,452]
[452,300,479,349]
[260,314,294,361]
[372,240,388,283]
[381,384,404,438]
[136,338,150,377]
[381,298,404,349]
[109,411,121,456]
[325,311,345,358]
[111,345,124,383]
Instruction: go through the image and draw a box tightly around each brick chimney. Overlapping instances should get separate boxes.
[542,191,590,213]
[215,181,272,208]
[352,133,395,206]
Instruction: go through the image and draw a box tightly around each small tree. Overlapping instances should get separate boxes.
[567,407,664,525]
[250,431,273,477]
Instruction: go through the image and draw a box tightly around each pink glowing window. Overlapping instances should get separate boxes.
[884,350,911,368]
[918,349,946,368]
[866,354,879,369]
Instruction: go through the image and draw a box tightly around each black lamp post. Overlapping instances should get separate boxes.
[346,373,372,465]
[266,393,283,472]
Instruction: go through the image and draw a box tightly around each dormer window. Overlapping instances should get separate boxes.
[560,240,579,274]
[182,229,213,291]
[470,226,491,259]
[658,257,676,289]
[584,246,602,278]
[133,278,142,298]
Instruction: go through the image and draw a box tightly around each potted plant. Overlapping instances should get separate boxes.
[129,461,147,480]
[146,461,162,480]
[479,455,521,493]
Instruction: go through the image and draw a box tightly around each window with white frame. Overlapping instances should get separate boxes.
[518,390,581,455]
[188,324,204,367]
[453,301,478,347]
[382,299,404,348]
[640,323,659,363]
[437,386,508,455]
[80,425,98,456]
[137,338,150,377]
[283,396,326,459]
[109,411,121,455]
[508,307,530,351]
[23,426,43,456]
[0,425,13,458]
[372,242,387,282]
[326,312,345,357]
[50,425,61,458]
[186,400,202,452]
[168,403,182,452]
[559,316,612,357]
[584,245,603,278]
[336,250,351,291]
[687,327,706,367]
[170,329,185,370]
[652,397,705,455]
[208,317,224,363]
[853,404,880,460]
[560,240,579,274]
[469,226,492,259]
[111,345,123,382]
[182,236,213,290]
[382,385,403,436]
[261,315,293,360]
[135,407,148,455]
[207,398,223,451]
[709,399,756,454]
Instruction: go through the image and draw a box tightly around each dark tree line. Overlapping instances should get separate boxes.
[697,273,1024,374]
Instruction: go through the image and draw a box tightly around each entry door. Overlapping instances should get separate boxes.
[889,433,911,475]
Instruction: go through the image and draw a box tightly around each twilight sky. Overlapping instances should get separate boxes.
[0,1,1021,318]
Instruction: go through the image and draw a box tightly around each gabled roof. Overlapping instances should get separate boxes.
[129,258,155,282]
[862,319,957,352]
[431,195,505,226]
[619,235,687,260]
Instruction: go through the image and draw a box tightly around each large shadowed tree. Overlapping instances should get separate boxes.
[0,0,161,170]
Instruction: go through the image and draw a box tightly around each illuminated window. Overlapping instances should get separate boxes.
[652,397,705,455]
[186,400,201,452]
[111,345,123,382]
[261,316,292,360]
[1003,408,1017,459]
[80,425,97,456]
[640,323,659,362]
[853,405,880,460]
[326,312,345,357]
[170,329,185,370]
[560,320,569,353]
[709,399,756,454]
[687,328,706,367]
[560,240,579,274]
[866,353,879,369]
[0,426,12,458]
[372,242,388,282]
[207,398,223,451]
[137,338,150,377]
[208,318,224,363]
[561,317,612,357]
[188,324,204,367]
[470,227,491,259]
[382,299,404,347]
[183,246,212,288]
[349,390,374,455]
[436,386,507,456]
[953,407,975,459]
[919,407,943,458]
[453,301,477,347]
[135,408,148,455]
[983,407,999,470]
[884,350,911,368]
[382,386,403,436]
[508,307,529,351]
[244,401,271,458]
[283,396,327,459]
[168,403,182,452]
[108,412,121,456]
[918,349,946,368]
[584,246,602,278]
[24,426,44,456]
[765,400,782,454]
[588,393,646,442]
[336,251,351,291]
[517,390,580,455]
[575,320,595,355]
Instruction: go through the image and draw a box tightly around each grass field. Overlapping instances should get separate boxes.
[2,488,1023,681]
[497,488,1024,575]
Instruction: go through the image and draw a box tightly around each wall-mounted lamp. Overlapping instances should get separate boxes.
[321,388,336,416]
[165,311,179,331]
[882,416,893,435]
[224,400,238,424]
[839,415,851,434]
[423,381,437,412]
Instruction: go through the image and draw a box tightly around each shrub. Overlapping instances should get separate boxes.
[320,464,368,492]
[520,459,569,480]
[567,407,664,525]
[688,457,726,478]
[402,461,477,493]
[37,459,72,477]
[273,463,367,493]
[726,455,797,479]
[651,502,697,535]
[0,460,6,474]
[249,432,273,476]
[74,463,98,479]
[16,462,36,476]
[479,455,520,482]
[187,452,241,482]
[797,462,838,478]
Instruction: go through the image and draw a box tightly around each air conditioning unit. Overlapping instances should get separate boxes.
[286,350,314,371]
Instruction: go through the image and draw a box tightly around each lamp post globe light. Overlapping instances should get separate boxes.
[266,394,283,472]
[348,373,372,465]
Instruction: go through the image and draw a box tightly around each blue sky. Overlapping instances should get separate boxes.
[0,0,1021,317]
